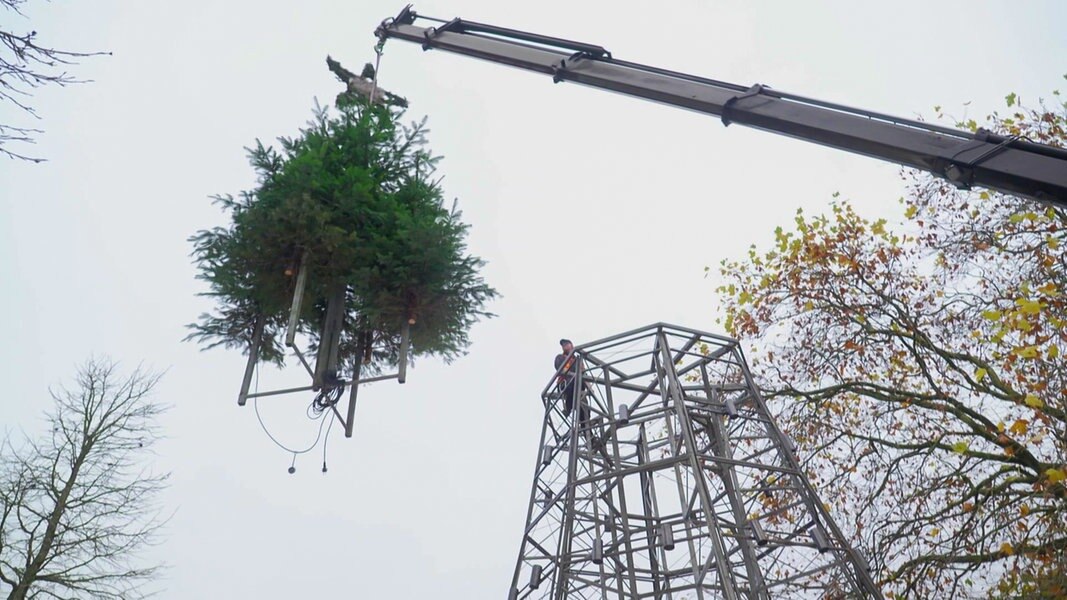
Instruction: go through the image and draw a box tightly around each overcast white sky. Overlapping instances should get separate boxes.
[1,1,1065,597]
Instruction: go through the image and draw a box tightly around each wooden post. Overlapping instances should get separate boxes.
[285,251,308,347]
[238,314,265,406]
[398,319,411,384]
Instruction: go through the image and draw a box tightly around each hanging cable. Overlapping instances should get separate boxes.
[253,391,330,455]
[321,412,335,473]
[251,364,335,474]
[311,377,345,415]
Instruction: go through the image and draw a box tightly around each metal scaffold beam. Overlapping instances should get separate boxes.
[510,323,882,599]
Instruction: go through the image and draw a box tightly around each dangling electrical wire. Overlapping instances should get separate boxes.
[252,364,337,474]
[311,378,345,415]
[321,411,336,473]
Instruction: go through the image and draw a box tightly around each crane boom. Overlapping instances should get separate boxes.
[376,6,1067,206]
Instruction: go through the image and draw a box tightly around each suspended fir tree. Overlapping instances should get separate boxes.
[187,72,496,376]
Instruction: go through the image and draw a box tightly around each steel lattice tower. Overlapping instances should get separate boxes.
[509,324,882,600]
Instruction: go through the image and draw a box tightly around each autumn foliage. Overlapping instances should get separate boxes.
[717,89,1066,598]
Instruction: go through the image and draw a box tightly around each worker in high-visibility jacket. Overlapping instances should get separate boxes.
[553,338,587,422]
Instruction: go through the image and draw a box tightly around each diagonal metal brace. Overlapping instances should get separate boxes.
[940,129,1024,191]
[422,18,465,50]
[551,50,603,84]
[721,83,766,127]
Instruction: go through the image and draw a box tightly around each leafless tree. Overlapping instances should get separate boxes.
[0,359,168,600]
[1,0,108,162]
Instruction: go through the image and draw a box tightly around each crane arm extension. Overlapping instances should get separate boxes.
[377,6,1067,206]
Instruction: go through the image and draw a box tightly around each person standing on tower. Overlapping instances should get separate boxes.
[554,338,583,419]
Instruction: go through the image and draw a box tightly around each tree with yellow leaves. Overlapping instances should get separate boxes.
[717,88,1066,598]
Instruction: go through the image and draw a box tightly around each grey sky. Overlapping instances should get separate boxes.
[1,1,1064,597]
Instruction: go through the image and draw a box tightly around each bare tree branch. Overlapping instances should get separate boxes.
[0,0,109,162]
[0,358,168,600]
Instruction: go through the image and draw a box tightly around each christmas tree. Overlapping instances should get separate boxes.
[188,65,497,377]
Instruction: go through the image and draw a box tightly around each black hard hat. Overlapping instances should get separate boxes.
[559,338,572,346]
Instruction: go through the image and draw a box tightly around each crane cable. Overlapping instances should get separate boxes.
[369,38,385,104]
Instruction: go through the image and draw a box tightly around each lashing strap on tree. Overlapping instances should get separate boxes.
[369,38,385,104]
